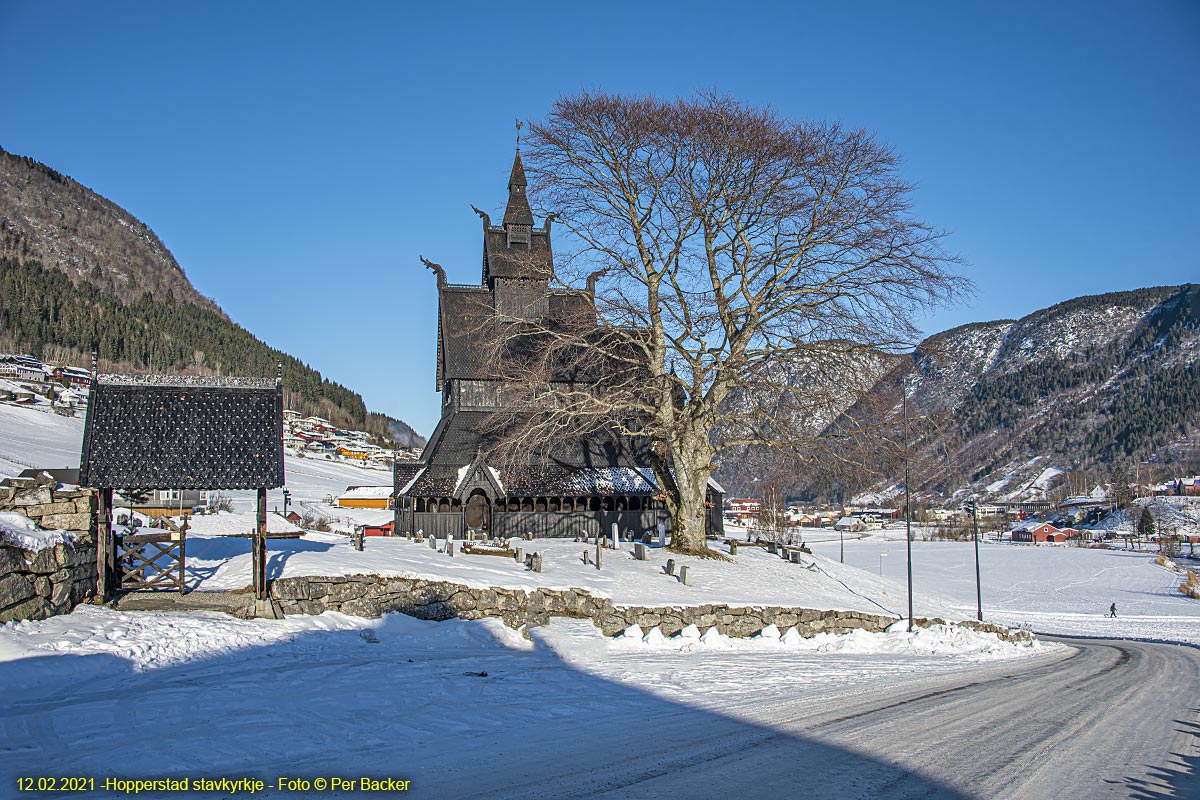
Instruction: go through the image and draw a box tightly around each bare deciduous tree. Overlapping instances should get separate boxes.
[480,91,966,556]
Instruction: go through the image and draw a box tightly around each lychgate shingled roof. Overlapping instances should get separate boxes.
[79,374,285,489]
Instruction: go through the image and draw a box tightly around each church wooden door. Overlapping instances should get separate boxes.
[465,492,491,533]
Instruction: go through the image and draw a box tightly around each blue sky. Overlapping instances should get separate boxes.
[2,2,1197,433]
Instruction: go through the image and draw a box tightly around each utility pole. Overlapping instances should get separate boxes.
[970,498,982,621]
[903,388,913,633]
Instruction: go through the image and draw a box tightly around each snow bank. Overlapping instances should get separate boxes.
[0,512,73,552]
[0,606,532,674]
[606,620,1044,660]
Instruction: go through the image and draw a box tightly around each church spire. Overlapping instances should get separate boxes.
[503,148,534,228]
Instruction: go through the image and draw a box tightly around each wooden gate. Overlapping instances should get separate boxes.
[116,530,186,592]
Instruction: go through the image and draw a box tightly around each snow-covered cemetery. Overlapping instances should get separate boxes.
[3,7,1199,799]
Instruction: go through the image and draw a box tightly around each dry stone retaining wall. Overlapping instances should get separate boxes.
[269,574,1030,642]
[0,476,98,623]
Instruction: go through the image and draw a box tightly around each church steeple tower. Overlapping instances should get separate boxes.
[503,149,534,241]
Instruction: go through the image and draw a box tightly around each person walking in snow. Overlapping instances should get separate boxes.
[1108,602,1117,618]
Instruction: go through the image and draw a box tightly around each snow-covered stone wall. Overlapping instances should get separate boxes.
[0,476,97,623]
[268,574,1031,642]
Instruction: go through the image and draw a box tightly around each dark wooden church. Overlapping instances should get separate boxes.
[394,150,723,540]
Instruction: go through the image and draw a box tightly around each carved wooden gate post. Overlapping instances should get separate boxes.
[253,487,267,599]
[95,487,114,601]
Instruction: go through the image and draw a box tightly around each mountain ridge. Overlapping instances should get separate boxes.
[719,284,1200,504]
[0,145,423,449]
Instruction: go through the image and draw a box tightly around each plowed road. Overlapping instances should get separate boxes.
[474,637,1200,800]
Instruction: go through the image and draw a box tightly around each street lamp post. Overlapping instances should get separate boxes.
[903,388,913,633]
[970,498,982,621]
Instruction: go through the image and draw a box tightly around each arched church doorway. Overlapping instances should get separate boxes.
[464,490,491,533]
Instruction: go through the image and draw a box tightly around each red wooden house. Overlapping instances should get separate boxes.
[1012,522,1062,543]
[363,521,394,537]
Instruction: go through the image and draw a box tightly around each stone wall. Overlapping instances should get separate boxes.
[0,475,97,622]
[270,574,1030,642]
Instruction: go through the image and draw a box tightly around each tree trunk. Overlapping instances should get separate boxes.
[664,431,717,556]
[669,477,710,555]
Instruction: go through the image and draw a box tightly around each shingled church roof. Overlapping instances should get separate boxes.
[79,374,285,490]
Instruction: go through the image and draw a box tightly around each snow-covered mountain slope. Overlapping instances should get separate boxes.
[777,284,1200,503]
[0,403,391,512]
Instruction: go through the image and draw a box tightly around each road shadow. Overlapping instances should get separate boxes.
[0,613,978,800]
[1112,714,1200,800]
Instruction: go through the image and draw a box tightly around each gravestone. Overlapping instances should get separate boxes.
[611,523,619,549]
[666,558,676,576]
[596,542,603,569]
[679,565,691,585]
[642,533,651,545]
[532,552,543,573]
[634,542,647,560]
[429,536,437,550]
[446,542,455,557]
[729,541,738,556]
[658,523,666,547]
[767,542,777,555]
[515,547,524,563]
[583,549,590,565]
[789,550,802,564]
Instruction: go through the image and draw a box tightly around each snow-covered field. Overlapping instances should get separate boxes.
[804,530,1200,645]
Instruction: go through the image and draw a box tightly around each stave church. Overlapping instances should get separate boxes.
[393,149,723,540]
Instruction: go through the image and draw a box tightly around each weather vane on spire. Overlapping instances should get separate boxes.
[516,119,523,148]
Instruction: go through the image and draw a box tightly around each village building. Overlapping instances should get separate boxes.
[726,498,762,520]
[52,365,92,388]
[337,442,373,460]
[0,361,47,383]
[834,515,867,533]
[338,485,393,509]
[117,488,212,518]
[1011,522,1077,544]
[394,150,724,540]
[363,521,394,537]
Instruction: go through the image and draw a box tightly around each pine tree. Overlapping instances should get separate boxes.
[1137,505,1156,539]
[1111,467,1132,509]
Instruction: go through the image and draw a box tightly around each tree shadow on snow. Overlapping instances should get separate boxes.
[1111,714,1200,800]
[180,536,335,590]
[0,615,1190,799]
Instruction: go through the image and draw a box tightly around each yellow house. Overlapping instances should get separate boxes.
[337,443,371,460]
[337,485,393,509]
